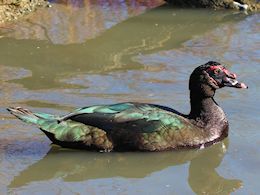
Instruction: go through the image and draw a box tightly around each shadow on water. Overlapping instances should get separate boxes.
[9,139,242,194]
[0,4,246,90]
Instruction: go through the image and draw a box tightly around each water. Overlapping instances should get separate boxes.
[0,1,259,194]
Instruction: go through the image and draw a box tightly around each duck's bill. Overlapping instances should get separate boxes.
[223,77,248,89]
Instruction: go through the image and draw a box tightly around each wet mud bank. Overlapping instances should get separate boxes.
[166,0,259,11]
[0,0,48,23]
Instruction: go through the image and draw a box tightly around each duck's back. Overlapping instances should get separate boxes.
[61,102,205,151]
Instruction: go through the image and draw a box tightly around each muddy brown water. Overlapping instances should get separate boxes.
[0,1,259,194]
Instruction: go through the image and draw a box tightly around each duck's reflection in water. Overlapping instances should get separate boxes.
[9,139,242,194]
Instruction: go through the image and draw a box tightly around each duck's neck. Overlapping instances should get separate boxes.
[188,88,228,136]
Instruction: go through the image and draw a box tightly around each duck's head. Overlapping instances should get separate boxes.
[189,61,248,97]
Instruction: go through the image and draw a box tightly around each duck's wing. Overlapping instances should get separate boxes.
[61,102,187,133]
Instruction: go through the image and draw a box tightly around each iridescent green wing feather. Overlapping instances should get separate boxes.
[62,102,186,133]
[38,119,113,150]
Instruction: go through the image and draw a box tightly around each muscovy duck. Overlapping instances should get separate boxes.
[7,61,247,152]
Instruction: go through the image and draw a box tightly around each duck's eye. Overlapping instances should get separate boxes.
[214,68,221,74]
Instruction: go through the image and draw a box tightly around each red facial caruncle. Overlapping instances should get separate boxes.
[207,65,237,79]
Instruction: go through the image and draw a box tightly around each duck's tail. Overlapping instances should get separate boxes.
[7,107,114,150]
[7,107,40,125]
